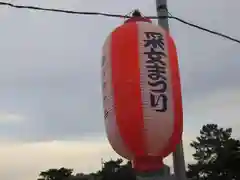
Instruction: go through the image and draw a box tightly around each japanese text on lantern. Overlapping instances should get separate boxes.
[144,32,168,112]
[102,55,109,120]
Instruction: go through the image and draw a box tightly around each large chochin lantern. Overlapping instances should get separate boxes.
[101,14,183,172]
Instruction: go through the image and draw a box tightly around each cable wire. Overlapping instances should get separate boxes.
[0,1,240,44]
[169,15,240,44]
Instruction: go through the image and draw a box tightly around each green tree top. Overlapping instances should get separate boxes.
[38,167,73,180]
[187,124,240,180]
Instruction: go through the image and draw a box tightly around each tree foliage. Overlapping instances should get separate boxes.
[98,159,136,180]
[38,167,73,180]
[187,124,240,180]
[37,159,136,180]
[37,123,240,180]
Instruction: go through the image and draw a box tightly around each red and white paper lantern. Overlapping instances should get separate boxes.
[101,16,183,171]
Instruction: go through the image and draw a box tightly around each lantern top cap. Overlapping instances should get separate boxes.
[132,9,142,17]
[124,9,152,24]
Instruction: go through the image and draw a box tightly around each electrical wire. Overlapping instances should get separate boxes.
[169,15,240,44]
[0,1,240,44]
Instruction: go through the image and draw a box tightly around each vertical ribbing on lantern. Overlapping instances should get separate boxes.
[137,22,174,155]
[102,35,134,159]
[111,23,146,156]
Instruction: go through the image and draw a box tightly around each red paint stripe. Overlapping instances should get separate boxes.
[111,23,145,156]
[161,34,183,157]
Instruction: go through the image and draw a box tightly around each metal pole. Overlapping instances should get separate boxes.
[155,1,187,180]
[156,0,169,31]
[172,142,186,180]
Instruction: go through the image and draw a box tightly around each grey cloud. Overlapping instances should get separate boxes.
[181,44,240,103]
[168,0,240,102]
[0,0,239,141]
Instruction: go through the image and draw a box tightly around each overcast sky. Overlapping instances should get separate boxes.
[0,0,239,179]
